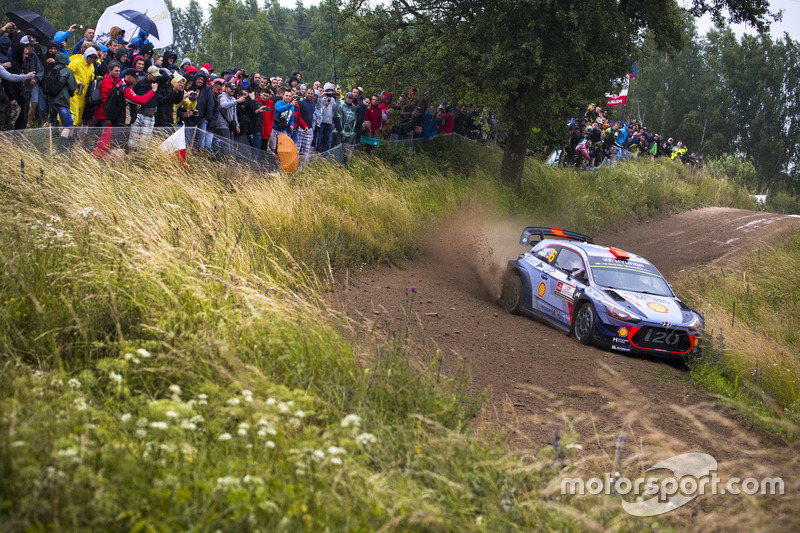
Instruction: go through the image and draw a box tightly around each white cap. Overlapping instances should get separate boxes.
[84,47,98,59]
[323,82,335,91]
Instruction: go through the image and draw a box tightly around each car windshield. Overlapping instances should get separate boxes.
[587,256,672,296]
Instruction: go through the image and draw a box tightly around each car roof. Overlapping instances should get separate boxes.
[541,239,651,264]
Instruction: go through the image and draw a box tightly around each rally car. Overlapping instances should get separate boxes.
[500,227,703,358]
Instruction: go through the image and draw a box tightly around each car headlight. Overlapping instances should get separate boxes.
[685,313,703,332]
[608,305,642,323]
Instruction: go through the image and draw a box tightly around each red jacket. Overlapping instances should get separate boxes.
[365,105,383,134]
[258,97,275,139]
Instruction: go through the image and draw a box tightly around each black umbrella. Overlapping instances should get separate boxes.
[5,10,56,40]
[115,9,159,40]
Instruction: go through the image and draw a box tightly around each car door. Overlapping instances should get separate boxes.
[529,244,565,324]
[542,247,586,328]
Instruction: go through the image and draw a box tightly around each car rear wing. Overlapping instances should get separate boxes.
[519,227,594,246]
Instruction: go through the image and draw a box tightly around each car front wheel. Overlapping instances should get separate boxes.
[574,302,596,345]
[501,270,522,314]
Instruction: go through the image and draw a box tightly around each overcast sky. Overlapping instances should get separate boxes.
[173,0,799,42]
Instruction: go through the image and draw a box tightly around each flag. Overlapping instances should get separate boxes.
[160,126,187,169]
[95,0,174,49]
[606,76,630,106]
[276,133,299,173]
[92,123,114,158]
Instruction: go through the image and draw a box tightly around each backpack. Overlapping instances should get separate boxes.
[89,77,104,105]
[41,68,65,97]
[104,83,127,124]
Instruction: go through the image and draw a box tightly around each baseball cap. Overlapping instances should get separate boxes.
[212,78,224,85]
[323,82,335,91]
[200,63,214,72]
[345,92,354,99]
[147,65,160,76]
[123,68,139,78]
[225,82,236,90]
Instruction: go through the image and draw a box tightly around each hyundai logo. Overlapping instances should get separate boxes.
[661,322,672,327]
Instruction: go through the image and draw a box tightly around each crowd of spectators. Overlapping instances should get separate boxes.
[2,18,699,170]
[565,104,704,170]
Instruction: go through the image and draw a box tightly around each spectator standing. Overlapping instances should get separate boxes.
[1,46,36,130]
[94,61,121,126]
[315,82,340,152]
[194,74,221,150]
[127,66,162,149]
[155,72,185,127]
[67,47,96,125]
[297,86,316,156]
[215,81,241,141]
[43,52,76,130]
[71,27,95,56]
[364,94,383,136]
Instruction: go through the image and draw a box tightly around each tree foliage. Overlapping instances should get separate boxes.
[625,27,800,193]
[338,0,778,189]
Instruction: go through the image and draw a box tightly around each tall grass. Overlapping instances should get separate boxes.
[0,135,757,530]
[675,232,800,430]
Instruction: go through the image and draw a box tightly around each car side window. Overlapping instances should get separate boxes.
[534,245,560,264]
[555,249,585,275]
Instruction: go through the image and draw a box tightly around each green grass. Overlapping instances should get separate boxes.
[0,135,758,531]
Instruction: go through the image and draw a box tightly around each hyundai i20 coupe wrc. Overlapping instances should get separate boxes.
[500,227,703,358]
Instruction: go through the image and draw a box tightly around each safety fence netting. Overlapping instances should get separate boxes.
[0,126,480,171]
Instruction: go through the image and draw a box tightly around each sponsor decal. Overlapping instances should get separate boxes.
[612,345,631,352]
[555,281,576,301]
[546,249,557,263]
[618,327,629,337]
[647,301,669,313]
[538,282,547,298]
[612,337,629,344]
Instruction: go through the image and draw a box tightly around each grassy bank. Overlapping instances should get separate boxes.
[0,135,755,530]
[675,232,800,436]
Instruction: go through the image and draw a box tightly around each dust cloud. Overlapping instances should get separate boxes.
[420,207,530,301]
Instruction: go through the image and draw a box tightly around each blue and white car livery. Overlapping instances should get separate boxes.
[500,227,703,357]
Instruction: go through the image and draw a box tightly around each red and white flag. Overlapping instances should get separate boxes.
[159,126,187,169]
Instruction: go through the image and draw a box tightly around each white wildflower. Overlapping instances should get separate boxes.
[74,398,88,411]
[190,415,204,424]
[136,417,149,427]
[566,443,583,450]
[257,429,267,438]
[180,421,197,431]
[77,207,94,217]
[150,422,168,430]
[11,440,26,448]
[120,413,132,423]
[313,449,325,461]
[108,371,122,383]
[136,348,151,358]
[340,414,362,428]
[57,448,78,457]
[238,422,250,430]
[355,433,377,446]
[241,389,253,397]
[135,429,147,439]
[331,457,343,466]
[68,378,81,389]
[227,398,240,406]
[197,393,208,401]
[277,402,289,414]
[237,428,248,437]
[265,440,276,449]
[327,446,346,456]
[217,433,233,441]
[165,411,178,419]
[266,398,276,406]
[168,385,182,396]
[216,476,240,489]
[293,410,305,419]
[289,418,302,428]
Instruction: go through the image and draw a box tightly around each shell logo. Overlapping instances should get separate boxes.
[647,301,669,313]
[538,282,546,298]
[618,327,628,337]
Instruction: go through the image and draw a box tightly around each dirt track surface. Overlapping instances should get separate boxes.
[332,207,800,521]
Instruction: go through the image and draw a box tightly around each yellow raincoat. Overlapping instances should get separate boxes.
[67,51,96,126]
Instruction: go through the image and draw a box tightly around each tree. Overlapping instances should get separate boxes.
[339,0,778,190]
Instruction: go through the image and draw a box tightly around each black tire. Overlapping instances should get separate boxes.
[573,302,596,345]
[501,270,522,314]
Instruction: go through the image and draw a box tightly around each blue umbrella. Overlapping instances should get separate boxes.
[115,9,159,40]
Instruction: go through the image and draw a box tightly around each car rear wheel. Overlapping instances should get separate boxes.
[574,302,596,345]
[501,270,522,314]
